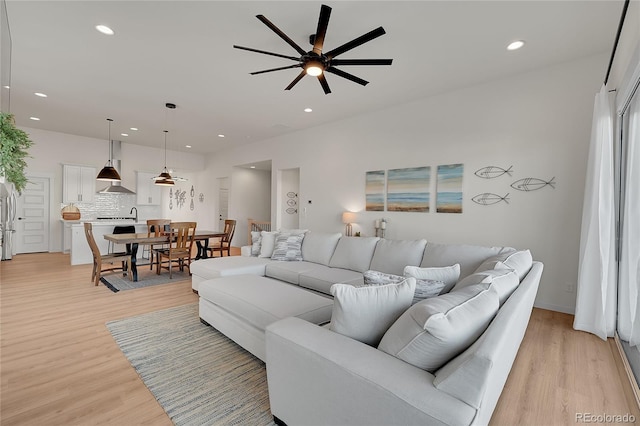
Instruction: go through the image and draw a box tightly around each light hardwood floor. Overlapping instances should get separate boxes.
[1,252,638,425]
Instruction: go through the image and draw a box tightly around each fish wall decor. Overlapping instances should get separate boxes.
[474,165,513,179]
[511,177,556,191]
[471,193,510,206]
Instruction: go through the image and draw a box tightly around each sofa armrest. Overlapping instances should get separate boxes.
[240,245,252,257]
[265,317,476,426]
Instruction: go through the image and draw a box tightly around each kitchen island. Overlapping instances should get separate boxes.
[70,221,147,265]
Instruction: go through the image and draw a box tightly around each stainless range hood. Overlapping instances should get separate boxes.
[98,140,135,194]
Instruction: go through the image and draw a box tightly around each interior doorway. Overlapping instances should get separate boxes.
[15,176,50,253]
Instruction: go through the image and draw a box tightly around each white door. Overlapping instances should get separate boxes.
[15,176,50,253]
[218,188,229,230]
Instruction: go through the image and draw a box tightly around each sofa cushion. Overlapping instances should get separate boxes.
[265,261,327,285]
[369,239,428,276]
[259,231,279,258]
[329,236,380,272]
[301,232,342,266]
[199,275,333,330]
[191,256,272,280]
[404,264,460,294]
[419,242,514,280]
[378,284,500,372]
[475,249,533,280]
[330,278,416,346]
[452,269,520,305]
[299,267,364,295]
[271,233,305,261]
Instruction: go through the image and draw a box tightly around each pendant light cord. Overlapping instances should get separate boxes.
[107,118,113,165]
[164,130,168,168]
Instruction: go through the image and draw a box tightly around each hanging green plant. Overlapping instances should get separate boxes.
[0,112,33,194]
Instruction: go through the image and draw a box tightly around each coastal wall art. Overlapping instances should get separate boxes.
[437,163,464,213]
[386,166,430,212]
[365,170,385,211]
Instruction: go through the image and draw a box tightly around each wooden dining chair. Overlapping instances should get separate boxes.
[146,219,171,270]
[155,222,197,278]
[84,222,131,286]
[207,219,236,257]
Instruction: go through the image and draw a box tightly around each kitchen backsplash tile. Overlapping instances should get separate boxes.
[61,193,161,220]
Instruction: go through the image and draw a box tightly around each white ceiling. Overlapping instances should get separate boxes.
[3,1,624,155]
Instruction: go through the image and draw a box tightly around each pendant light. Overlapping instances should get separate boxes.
[154,130,174,186]
[96,118,122,181]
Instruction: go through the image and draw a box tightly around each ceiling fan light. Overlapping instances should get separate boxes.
[305,62,324,77]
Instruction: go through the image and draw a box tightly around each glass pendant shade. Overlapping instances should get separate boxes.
[97,118,122,182]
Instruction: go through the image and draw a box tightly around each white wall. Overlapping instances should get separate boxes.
[204,53,607,314]
[228,167,271,246]
[22,127,206,251]
[278,168,300,231]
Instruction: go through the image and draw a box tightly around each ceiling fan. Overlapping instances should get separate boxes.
[233,4,392,94]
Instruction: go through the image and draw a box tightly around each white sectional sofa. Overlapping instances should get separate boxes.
[190,232,543,426]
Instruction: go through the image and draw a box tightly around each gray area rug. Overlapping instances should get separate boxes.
[100,264,190,292]
[107,304,274,425]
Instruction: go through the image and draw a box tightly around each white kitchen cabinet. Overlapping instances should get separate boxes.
[136,171,161,205]
[63,164,96,203]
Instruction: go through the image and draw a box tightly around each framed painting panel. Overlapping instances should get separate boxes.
[365,170,385,211]
[437,163,464,213]
[386,166,430,212]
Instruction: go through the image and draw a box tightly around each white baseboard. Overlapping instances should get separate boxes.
[533,301,575,315]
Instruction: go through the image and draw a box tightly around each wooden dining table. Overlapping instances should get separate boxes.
[103,230,226,281]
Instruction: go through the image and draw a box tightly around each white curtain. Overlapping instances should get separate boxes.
[573,84,617,340]
[618,89,640,347]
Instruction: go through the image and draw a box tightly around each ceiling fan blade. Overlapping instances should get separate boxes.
[251,64,303,75]
[233,45,300,61]
[331,58,393,66]
[318,73,332,94]
[285,70,307,91]
[324,26,387,59]
[312,4,332,55]
[325,67,369,86]
[256,14,307,56]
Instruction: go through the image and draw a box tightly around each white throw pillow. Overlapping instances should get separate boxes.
[404,264,460,294]
[250,231,262,256]
[258,231,278,258]
[271,233,304,261]
[475,249,533,280]
[329,278,416,346]
[378,284,499,372]
[452,269,519,306]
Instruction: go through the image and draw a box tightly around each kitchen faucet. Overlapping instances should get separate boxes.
[130,207,138,222]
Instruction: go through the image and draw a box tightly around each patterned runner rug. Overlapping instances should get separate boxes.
[106,304,274,425]
[100,264,190,292]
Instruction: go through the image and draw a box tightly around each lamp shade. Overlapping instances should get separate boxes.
[342,211,357,224]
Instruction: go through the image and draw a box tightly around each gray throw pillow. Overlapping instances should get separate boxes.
[270,233,304,261]
[250,231,262,256]
[364,270,444,305]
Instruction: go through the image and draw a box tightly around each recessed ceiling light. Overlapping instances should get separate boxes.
[218,134,225,138]
[304,108,313,113]
[130,127,138,131]
[29,117,40,121]
[250,166,256,169]
[507,40,525,51]
[95,25,115,35]
[185,145,192,148]
[34,92,47,97]
[2,85,9,89]
[121,133,129,137]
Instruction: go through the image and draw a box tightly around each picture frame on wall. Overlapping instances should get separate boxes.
[365,170,385,211]
[437,163,464,213]
[386,166,430,212]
